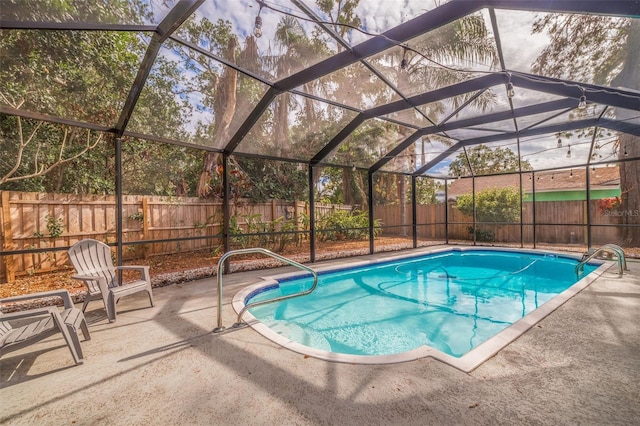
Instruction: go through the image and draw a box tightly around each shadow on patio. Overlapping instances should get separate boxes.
[2,250,639,425]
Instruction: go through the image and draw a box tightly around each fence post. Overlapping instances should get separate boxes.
[142,197,150,258]
[1,191,16,283]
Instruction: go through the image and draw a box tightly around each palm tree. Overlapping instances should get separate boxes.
[373,13,499,233]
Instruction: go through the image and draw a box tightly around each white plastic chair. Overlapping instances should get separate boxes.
[68,239,154,322]
[1,290,90,365]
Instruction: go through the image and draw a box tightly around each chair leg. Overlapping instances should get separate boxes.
[107,292,117,322]
[52,313,82,365]
[60,308,91,359]
[147,288,155,307]
[81,296,91,312]
[80,316,91,341]
[65,323,85,360]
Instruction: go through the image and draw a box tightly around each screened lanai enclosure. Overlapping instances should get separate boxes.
[1,0,640,283]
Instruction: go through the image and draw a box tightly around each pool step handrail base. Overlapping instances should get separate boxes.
[576,244,627,277]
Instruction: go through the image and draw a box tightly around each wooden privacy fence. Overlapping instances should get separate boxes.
[375,200,621,244]
[2,191,623,283]
[1,191,346,283]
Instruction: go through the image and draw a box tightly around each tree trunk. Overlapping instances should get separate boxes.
[196,37,238,197]
[399,175,407,236]
[612,20,640,245]
[342,168,354,205]
[274,92,290,156]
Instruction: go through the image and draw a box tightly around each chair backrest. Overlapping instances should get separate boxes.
[68,239,117,293]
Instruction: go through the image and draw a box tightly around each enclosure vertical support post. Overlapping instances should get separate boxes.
[586,166,592,249]
[115,136,124,269]
[532,172,537,249]
[472,175,476,246]
[519,172,524,248]
[308,164,316,263]
[222,153,231,274]
[368,171,375,254]
[444,178,449,244]
[411,175,417,248]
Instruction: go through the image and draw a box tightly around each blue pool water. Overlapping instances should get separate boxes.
[246,249,597,358]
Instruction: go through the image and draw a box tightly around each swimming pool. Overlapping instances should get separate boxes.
[232,247,609,371]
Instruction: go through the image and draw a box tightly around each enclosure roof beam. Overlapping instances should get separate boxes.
[0,105,114,133]
[271,0,639,94]
[273,1,480,92]
[599,118,640,138]
[370,98,576,174]
[416,116,640,176]
[415,118,604,175]
[510,73,640,112]
[433,98,577,133]
[290,0,433,127]
[223,86,283,154]
[364,74,505,119]
[370,131,424,174]
[310,115,367,165]
[114,0,204,136]
[459,118,604,147]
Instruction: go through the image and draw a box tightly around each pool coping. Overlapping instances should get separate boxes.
[232,246,613,372]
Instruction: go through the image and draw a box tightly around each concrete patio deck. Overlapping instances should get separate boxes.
[1,248,639,425]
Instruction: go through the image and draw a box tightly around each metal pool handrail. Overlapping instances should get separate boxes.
[213,248,318,333]
[576,244,627,277]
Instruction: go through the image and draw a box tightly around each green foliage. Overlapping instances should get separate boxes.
[456,187,521,223]
[532,15,631,85]
[316,209,381,241]
[0,18,186,194]
[235,158,308,202]
[457,187,520,242]
[46,215,64,238]
[1,0,151,24]
[229,213,300,252]
[34,215,64,239]
[466,226,495,242]
[128,212,144,222]
[448,145,532,177]
[414,177,443,204]
[121,138,201,196]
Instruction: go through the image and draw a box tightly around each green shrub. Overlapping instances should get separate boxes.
[317,210,381,241]
[466,226,495,242]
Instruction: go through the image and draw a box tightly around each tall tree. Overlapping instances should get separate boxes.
[0,1,187,194]
[448,145,532,177]
[374,12,499,231]
[172,17,263,198]
[1,27,147,193]
[532,15,640,244]
[196,35,239,197]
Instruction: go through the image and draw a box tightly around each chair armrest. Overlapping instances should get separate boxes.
[115,265,151,282]
[72,274,109,295]
[0,306,57,320]
[0,290,74,309]
[71,274,106,283]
